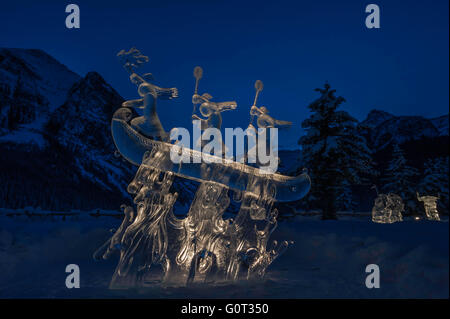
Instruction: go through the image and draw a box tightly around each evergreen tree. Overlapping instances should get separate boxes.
[419,157,449,214]
[336,181,356,212]
[381,143,419,214]
[298,83,374,219]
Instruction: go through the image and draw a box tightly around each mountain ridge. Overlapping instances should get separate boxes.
[0,48,134,210]
[360,109,448,150]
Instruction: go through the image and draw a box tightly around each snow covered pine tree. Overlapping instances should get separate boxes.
[382,143,419,215]
[419,157,449,215]
[298,83,374,219]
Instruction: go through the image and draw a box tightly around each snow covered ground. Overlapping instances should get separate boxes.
[0,210,447,298]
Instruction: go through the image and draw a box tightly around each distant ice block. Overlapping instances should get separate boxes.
[372,193,404,224]
[417,193,440,221]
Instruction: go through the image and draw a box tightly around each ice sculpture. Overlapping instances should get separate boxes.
[191,66,237,154]
[371,189,404,224]
[246,79,292,167]
[417,192,440,221]
[249,106,292,130]
[95,48,311,288]
[117,47,178,141]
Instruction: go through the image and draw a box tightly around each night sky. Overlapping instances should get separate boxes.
[1,0,448,148]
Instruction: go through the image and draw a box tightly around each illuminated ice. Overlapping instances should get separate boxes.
[118,48,177,141]
[246,80,291,167]
[371,193,404,224]
[96,48,311,288]
[190,66,237,157]
[417,192,440,221]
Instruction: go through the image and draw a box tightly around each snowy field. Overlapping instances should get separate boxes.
[0,210,448,298]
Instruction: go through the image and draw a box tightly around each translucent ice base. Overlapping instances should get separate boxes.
[372,193,404,224]
[417,195,440,221]
[96,144,294,288]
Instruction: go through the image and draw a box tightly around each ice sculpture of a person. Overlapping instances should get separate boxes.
[118,48,178,141]
[417,192,440,221]
[246,80,292,168]
[191,93,237,130]
[247,80,292,130]
[371,186,404,223]
[191,66,237,151]
[249,105,293,129]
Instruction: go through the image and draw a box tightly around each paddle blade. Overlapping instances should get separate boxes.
[254,80,264,92]
[194,66,203,80]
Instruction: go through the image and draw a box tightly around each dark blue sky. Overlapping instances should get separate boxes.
[1,0,448,148]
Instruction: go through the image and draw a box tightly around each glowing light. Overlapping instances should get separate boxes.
[372,193,404,224]
[417,192,440,221]
[94,48,311,287]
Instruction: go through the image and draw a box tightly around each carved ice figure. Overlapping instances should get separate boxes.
[248,80,292,129]
[191,66,237,154]
[117,47,149,72]
[371,192,404,223]
[118,47,178,141]
[192,93,237,130]
[99,49,311,288]
[225,181,294,281]
[109,147,183,288]
[93,204,136,261]
[417,192,440,221]
[250,105,292,129]
[245,80,291,169]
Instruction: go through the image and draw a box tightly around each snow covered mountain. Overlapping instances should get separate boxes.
[0,48,135,210]
[45,71,134,197]
[0,48,80,146]
[360,109,449,150]
[430,115,450,136]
